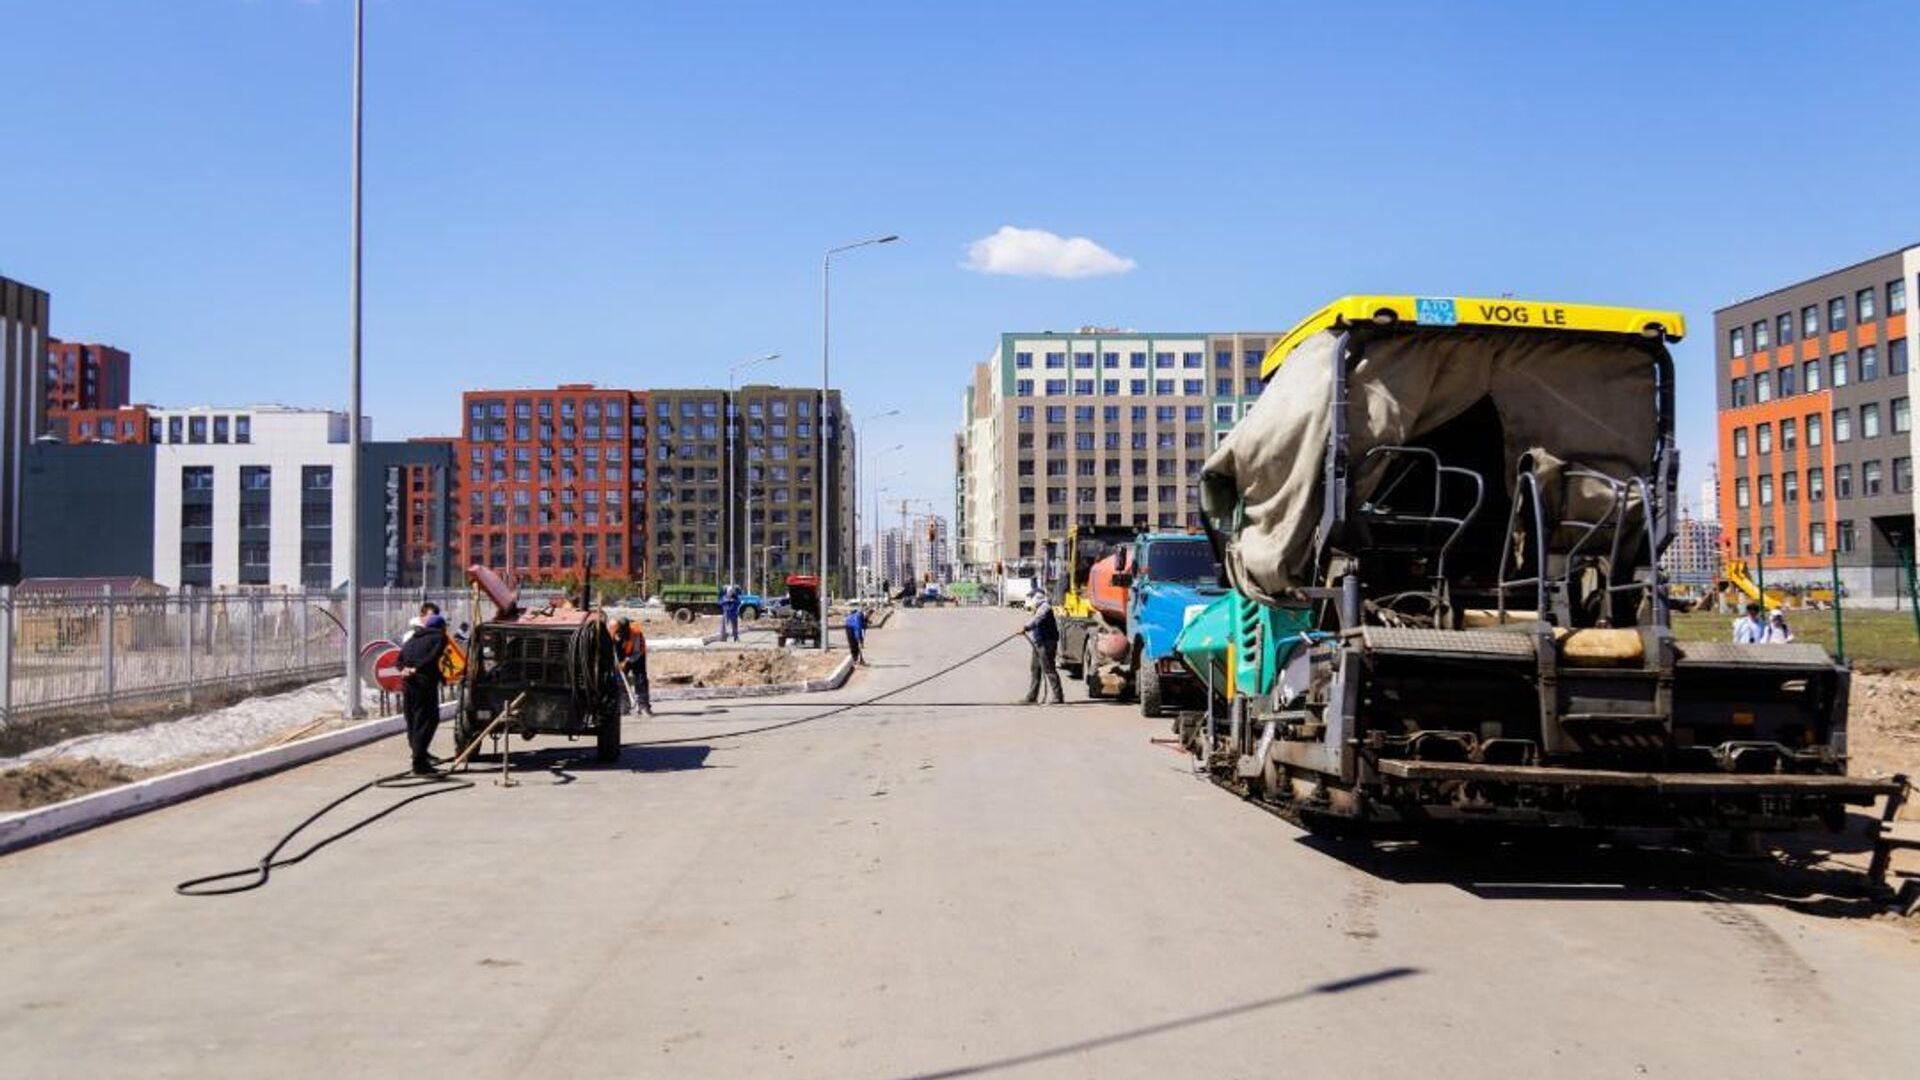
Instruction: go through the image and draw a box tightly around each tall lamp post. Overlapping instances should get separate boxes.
[726,352,779,590]
[344,0,367,718]
[861,443,902,591]
[856,407,900,592]
[820,233,899,651]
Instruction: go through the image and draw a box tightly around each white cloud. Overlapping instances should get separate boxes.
[961,226,1136,279]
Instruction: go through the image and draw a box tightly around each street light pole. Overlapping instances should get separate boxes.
[820,234,898,652]
[725,352,778,591]
[344,0,366,719]
[855,409,899,593]
[861,441,902,591]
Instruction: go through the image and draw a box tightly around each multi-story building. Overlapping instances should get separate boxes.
[22,405,449,591]
[955,328,1281,571]
[43,403,151,444]
[455,385,648,585]
[449,382,856,595]
[723,384,850,594]
[43,339,130,415]
[1716,247,1917,599]
[2,275,51,585]
[1662,514,1724,589]
[402,436,458,587]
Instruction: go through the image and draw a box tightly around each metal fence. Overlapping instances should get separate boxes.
[0,586,490,726]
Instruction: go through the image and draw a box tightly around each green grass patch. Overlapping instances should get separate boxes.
[1670,608,1920,669]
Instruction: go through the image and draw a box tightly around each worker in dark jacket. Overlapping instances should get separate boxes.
[397,613,450,775]
[1021,594,1064,705]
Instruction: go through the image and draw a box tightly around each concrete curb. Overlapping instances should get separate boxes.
[654,653,856,701]
[0,701,449,856]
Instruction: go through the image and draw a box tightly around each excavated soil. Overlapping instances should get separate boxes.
[648,649,844,688]
[1848,671,1920,821]
[0,758,151,813]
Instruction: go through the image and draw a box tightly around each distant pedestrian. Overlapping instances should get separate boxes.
[719,585,742,642]
[1732,602,1765,644]
[845,607,868,666]
[1021,593,1064,705]
[1765,610,1795,644]
[611,617,653,716]
[397,613,449,775]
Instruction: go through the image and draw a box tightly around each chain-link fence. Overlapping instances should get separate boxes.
[0,587,490,727]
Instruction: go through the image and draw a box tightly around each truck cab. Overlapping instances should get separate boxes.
[1118,533,1225,717]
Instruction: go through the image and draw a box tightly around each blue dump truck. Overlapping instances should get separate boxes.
[1077,531,1225,718]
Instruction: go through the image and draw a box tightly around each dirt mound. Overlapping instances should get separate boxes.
[688,650,809,688]
[0,758,149,813]
[1847,671,1920,820]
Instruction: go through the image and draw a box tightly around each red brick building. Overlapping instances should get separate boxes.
[456,385,648,582]
[45,340,130,413]
[42,404,152,444]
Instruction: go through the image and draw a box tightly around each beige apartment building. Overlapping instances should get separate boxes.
[955,327,1282,574]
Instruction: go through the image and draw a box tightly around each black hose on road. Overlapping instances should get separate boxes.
[174,632,1024,896]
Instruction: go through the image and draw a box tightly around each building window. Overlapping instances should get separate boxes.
[1154,352,1175,369]
[1756,422,1772,454]
[1015,405,1033,422]
[1102,380,1119,395]
[1777,313,1794,345]
[1833,408,1851,441]
[1863,459,1884,496]
[1129,380,1147,395]
[1806,413,1822,446]
[1181,380,1204,396]
[1897,457,1914,495]
[1730,377,1748,407]
[1129,351,1146,369]
[1858,287,1876,322]
[1832,353,1849,387]
[1838,520,1856,553]
[1752,320,1770,350]
[1835,464,1853,499]
[1215,404,1236,425]
[1153,380,1174,395]
[1044,380,1066,395]
[1860,345,1880,382]
[1734,478,1750,508]
[1073,352,1094,369]
[1777,365,1795,396]
[240,465,271,491]
[1803,359,1823,392]
[1732,428,1748,457]
[1014,379,1032,397]
[1891,278,1908,315]
[1801,305,1818,338]
[1809,522,1827,555]
[182,466,214,492]
[1729,327,1746,358]
[1895,397,1912,434]
[1862,402,1881,438]
[1754,374,1772,403]
[1829,297,1847,331]
[1780,418,1796,450]
[1735,528,1752,556]
[1808,467,1825,502]
[1782,471,1798,503]
[1760,526,1775,556]
[1014,351,1033,369]
[1757,475,1773,505]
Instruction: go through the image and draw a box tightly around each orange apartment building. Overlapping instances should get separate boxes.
[1716,245,1917,600]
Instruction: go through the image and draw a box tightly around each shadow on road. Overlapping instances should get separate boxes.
[1295,817,1902,919]
[884,966,1420,1080]
[461,743,718,779]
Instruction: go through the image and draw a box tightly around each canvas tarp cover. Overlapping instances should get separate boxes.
[1202,329,1658,604]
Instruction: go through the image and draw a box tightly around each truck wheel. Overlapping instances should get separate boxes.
[452,689,478,757]
[672,607,695,624]
[1139,658,1165,719]
[596,709,622,764]
[1083,640,1105,699]
[743,605,761,621]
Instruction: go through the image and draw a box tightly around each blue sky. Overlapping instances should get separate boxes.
[5,0,1919,519]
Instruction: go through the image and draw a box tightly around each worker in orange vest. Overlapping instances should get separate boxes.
[611,618,654,716]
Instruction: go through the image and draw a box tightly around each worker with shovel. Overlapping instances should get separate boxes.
[612,617,654,716]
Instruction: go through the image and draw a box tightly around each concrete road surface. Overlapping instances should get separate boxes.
[2,607,1916,1079]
